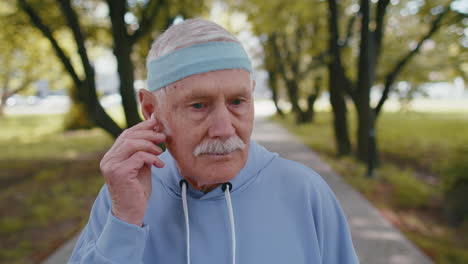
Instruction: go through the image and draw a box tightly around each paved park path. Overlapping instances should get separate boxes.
[43,116,432,264]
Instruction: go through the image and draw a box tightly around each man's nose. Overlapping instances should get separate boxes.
[208,105,235,139]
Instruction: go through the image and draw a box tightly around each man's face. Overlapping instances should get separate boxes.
[159,69,254,190]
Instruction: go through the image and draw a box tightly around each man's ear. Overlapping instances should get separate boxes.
[138,89,156,120]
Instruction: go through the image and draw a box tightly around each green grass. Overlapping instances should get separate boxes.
[375,112,468,174]
[0,113,118,160]
[0,114,113,264]
[272,110,468,264]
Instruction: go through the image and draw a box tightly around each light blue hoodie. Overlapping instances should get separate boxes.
[68,141,358,263]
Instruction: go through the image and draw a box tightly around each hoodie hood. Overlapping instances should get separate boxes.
[153,140,277,200]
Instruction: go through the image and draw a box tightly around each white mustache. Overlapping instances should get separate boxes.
[193,136,245,156]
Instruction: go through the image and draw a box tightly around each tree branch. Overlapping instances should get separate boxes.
[9,80,32,97]
[374,7,450,116]
[278,32,295,79]
[339,14,357,47]
[373,0,390,64]
[130,0,164,44]
[292,25,304,76]
[271,33,291,83]
[1,71,12,98]
[56,0,95,88]
[18,0,82,88]
[298,51,328,80]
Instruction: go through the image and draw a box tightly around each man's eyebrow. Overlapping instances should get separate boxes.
[181,93,211,101]
[230,87,253,98]
[181,86,251,100]
[234,87,252,95]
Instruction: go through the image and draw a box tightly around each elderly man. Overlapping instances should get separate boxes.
[69,18,358,264]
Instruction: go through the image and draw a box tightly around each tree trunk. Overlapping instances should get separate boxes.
[305,94,317,123]
[355,100,372,162]
[267,69,284,117]
[0,77,10,117]
[328,67,352,156]
[93,102,124,137]
[327,0,352,156]
[0,94,7,116]
[75,80,123,137]
[64,85,95,130]
[107,1,141,127]
[285,80,309,124]
[303,77,322,123]
[367,110,378,176]
[355,0,375,162]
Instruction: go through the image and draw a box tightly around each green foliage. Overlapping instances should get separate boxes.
[228,0,328,121]
[0,1,71,108]
[229,0,465,108]
[377,0,467,86]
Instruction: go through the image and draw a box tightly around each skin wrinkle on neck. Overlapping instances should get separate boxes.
[177,165,220,193]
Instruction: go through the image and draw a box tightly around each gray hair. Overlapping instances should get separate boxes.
[147,18,242,129]
[147,18,240,62]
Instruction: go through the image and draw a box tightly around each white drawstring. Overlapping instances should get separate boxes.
[223,183,236,264]
[181,180,191,264]
[180,180,236,264]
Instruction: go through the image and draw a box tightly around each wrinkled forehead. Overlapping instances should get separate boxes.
[164,69,253,101]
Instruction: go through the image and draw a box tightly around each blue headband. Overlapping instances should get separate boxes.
[147,41,253,91]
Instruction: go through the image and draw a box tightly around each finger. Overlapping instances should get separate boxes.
[121,151,165,172]
[152,156,165,168]
[113,139,163,160]
[124,118,158,133]
[105,132,165,164]
[121,130,166,144]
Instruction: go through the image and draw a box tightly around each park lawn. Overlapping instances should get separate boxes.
[273,110,468,264]
[0,114,113,264]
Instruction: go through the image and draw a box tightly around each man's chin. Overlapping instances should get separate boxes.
[191,163,243,186]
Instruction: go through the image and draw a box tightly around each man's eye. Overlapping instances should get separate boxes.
[191,103,204,109]
[231,99,242,105]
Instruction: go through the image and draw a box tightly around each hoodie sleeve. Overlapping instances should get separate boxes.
[312,176,359,264]
[68,185,149,264]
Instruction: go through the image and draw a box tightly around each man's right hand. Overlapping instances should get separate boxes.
[100,118,166,227]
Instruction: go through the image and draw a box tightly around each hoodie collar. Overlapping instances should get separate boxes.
[154,140,277,200]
